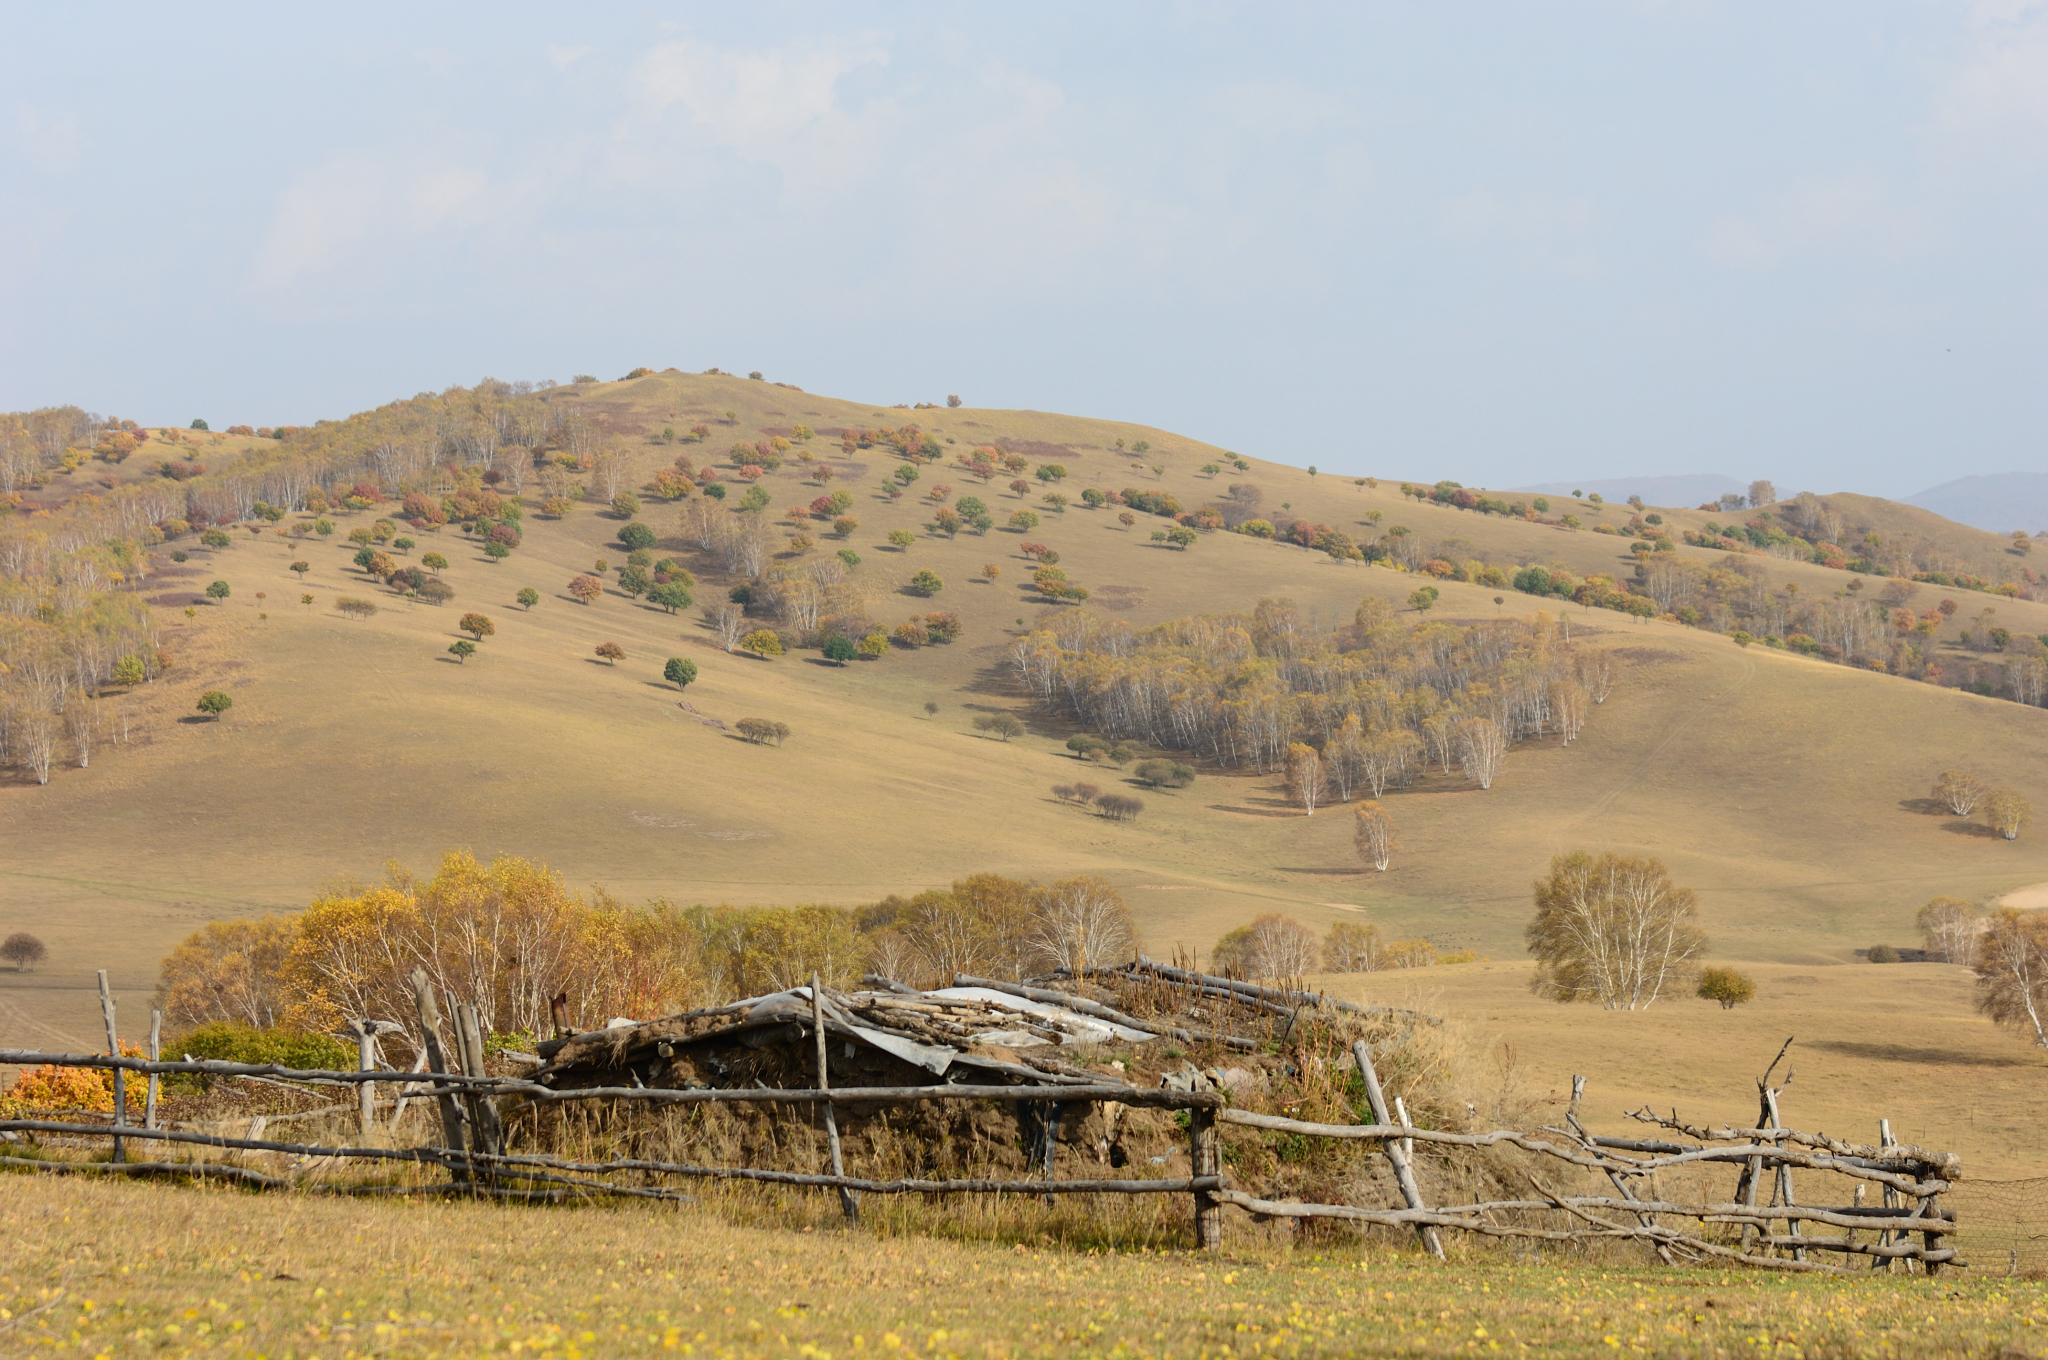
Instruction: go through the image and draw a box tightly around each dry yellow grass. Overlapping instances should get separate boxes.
[4,1173,2043,1358]
[5,372,2046,1173]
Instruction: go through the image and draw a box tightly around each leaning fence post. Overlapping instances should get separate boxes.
[145,1009,162,1133]
[810,973,856,1222]
[1189,1102,1222,1250]
[344,1020,378,1137]
[96,970,125,1164]
[1762,1086,1804,1262]
[1353,1039,1444,1259]
[408,969,470,1181]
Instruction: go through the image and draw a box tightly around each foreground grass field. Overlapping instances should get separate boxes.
[3,1174,2042,1359]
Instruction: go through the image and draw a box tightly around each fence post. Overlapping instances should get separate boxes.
[1762,1086,1804,1262]
[1189,1104,1222,1249]
[1873,1119,1898,1272]
[145,1009,162,1133]
[455,1004,504,1156]
[408,969,470,1180]
[344,1020,378,1137]
[96,971,125,1164]
[1353,1039,1444,1259]
[811,974,856,1222]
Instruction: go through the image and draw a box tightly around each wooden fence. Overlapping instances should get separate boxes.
[0,1039,1960,1275]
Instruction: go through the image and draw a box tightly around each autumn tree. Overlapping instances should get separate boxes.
[1283,741,1324,815]
[459,613,495,642]
[1526,851,1705,1010]
[1986,789,2032,841]
[1933,769,1987,816]
[664,657,699,690]
[1213,914,1318,979]
[422,552,449,574]
[887,529,915,550]
[1095,794,1144,821]
[910,569,944,596]
[1696,966,1755,1009]
[1918,897,1982,963]
[569,574,604,605]
[737,717,790,746]
[517,587,540,609]
[591,641,624,666]
[741,629,784,658]
[1,932,48,971]
[1967,903,2048,1053]
[1324,920,1383,972]
[290,560,310,582]
[1353,801,1395,871]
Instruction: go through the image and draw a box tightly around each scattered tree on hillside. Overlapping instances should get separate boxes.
[1974,907,2048,1048]
[422,552,449,574]
[1213,914,1317,979]
[1918,897,1983,963]
[1323,920,1383,973]
[974,713,1026,741]
[1009,510,1040,531]
[1987,789,2033,841]
[205,580,231,604]
[910,570,944,596]
[1696,966,1755,1010]
[448,640,476,664]
[290,560,311,582]
[647,581,694,613]
[595,641,626,666]
[1133,759,1194,789]
[857,632,890,660]
[822,634,857,665]
[1095,793,1144,822]
[981,562,1001,583]
[196,691,234,721]
[612,492,642,520]
[1526,851,1705,1010]
[1353,802,1395,872]
[517,587,540,610]
[741,629,784,658]
[663,657,699,690]
[569,574,604,605]
[1283,741,1324,815]
[337,596,378,620]
[1117,511,1136,529]
[1748,479,1777,508]
[418,579,455,606]
[618,521,657,551]
[923,701,940,718]
[886,529,915,551]
[1408,585,1438,613]
[1,932,48,972]
[737,717,791,746]
[459,613,495,642]
[1934,769,1988,817]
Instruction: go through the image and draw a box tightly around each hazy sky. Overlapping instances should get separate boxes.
[4,4,2042,497]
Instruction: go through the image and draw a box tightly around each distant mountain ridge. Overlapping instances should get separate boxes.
[1511,474,1747,508]
[1907,473,2048,535]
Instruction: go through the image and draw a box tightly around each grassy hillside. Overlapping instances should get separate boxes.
[4,371,2046,1176]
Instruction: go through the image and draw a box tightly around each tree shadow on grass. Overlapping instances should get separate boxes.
[1275,865,1366,876]
[1939,820,2003,839]
[1208,804,1299,819]
[1806,1039,2036,1069]
[1898,798,1951,816]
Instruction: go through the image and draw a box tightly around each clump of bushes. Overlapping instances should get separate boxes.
[1696,966,1756,1009]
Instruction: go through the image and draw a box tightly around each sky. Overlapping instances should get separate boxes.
[3,3,2043,498]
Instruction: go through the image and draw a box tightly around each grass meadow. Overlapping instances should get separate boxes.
[4,1172,2045,1358]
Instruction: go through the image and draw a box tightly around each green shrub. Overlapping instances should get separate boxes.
[1866,944,1899,964]
[1695,966,1755,1009]
[618,521,657,551]
[174,1022,353,1073]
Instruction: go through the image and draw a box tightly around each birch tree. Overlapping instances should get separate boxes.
[1526,851,1705,1010]
[1457,716,1506,789]
[1974,908,2048,1049]
[1353,801,1395,872]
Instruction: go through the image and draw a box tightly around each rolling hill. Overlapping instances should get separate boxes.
[3,370,2046,1173]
